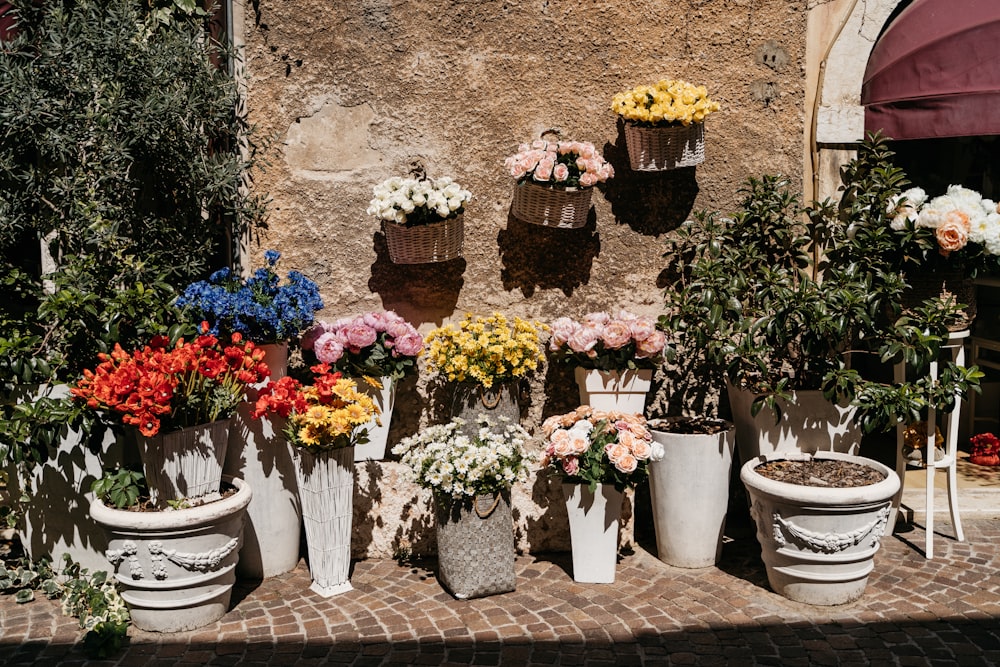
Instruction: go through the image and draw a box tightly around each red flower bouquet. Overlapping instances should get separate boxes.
[72,325,269,436]
[969,433,1000,467]
[251,363,379,452]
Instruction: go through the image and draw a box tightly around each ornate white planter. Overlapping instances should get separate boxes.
[648,419,734,568]
[8,383,124,572]
[575,368,652,414]
[434,490,516,599]
[354,375,396,461]
[294,446,355,597]
[726,380,861,463]
[137,419,230,504]
[740,451,900,606]
[562,482,623,583]
[89,477,251,632]
[224,342,301,579]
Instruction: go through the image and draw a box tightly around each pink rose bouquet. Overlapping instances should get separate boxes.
[542,406,663,491]
[548,310,668,371]
[504,139,614,189]
[301,311,423,380]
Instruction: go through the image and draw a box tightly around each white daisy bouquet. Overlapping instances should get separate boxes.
[366,175,472,227]
[392,416,530,499]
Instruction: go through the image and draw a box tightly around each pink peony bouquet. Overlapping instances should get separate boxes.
[301,311,424,380]
[547,310,668,371]
[542,406,663,491]
[504,139,614,189]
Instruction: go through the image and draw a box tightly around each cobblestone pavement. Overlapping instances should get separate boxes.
[2,516,999,667]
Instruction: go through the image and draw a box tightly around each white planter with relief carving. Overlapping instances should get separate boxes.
[740,451,899,606]
[89,476,251,632]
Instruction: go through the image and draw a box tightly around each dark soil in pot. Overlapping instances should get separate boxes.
[647,417,730,435]
[754,459,886,488]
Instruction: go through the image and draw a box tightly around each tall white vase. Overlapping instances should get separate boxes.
[575,368,652,415]
[9,383,124,572]
[224,342,301,579]
[726,380,861,464]
[562,482,623,583]
[353,375,396,461]
[648,419,735,568]
[136,419,230,504]
[294,446,355,597]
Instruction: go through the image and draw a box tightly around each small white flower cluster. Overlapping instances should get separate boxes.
[366,175,472,225]
[392,416,530,499]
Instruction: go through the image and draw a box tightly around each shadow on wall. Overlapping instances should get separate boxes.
[497,211,600,298]
[367,232,465,328]
[602,122,700,236]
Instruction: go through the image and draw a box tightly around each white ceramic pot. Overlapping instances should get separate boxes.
[8,383,125,572]
[224,342,301,579]
[562,482,623,583]
[575,368,652,415]
[294,446,355,597]
[648,419,735,568]
[726,380,861,464]
[89,477,251,632]
[137,419,231,505]
[353,375,396,461]
[740,451,900,606]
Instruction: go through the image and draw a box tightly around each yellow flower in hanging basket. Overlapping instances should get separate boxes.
[611,78,721,126]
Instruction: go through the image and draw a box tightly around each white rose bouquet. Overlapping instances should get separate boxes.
[367,175,472,227]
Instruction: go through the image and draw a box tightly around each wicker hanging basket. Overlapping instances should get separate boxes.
[382,215,464,264]
[624,121,705,171]
[510,180,593,229]
[900,270,976,332]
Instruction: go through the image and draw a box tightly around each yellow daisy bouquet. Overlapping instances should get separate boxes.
[611,78,720,126]
[424,313,546,389]
[252,363,380,452]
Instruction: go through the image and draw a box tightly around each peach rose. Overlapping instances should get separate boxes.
[936,211,970,256]
[605,442,629,462]
[614,454,638,474]
[567,326,601,355]
[601,320,633,349]
[568,431,590,455]
[631,439,653,460]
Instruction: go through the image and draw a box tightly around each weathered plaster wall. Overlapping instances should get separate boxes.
[241,0,809,557]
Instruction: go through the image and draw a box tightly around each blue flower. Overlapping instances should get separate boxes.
[176,250,323,343]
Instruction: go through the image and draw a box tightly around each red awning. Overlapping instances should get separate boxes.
[862,0,1000,140]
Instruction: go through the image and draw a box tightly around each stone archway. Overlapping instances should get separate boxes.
[807,0,903,202]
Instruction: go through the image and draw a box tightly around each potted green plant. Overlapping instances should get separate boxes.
[392,415,530,599]
[0,0,266,572]
[547,311,667,415]
[541,407,662,583]
[177,249,324,579]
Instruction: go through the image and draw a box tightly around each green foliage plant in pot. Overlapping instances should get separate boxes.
[0,0,267,569]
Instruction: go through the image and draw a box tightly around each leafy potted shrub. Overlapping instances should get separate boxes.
[541,407,663,583]
[251,365,378,597]
[505,135,614,229]
[392,415,530,599]
[177,249,323,579]
[611,78,721,171]
[367,172,472,264]
[0,0,267,571]
[300,310,424,461]
[424,312,546,432]
[548,311,667,414]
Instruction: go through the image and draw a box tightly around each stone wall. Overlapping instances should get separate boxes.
[242,0,808,557]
